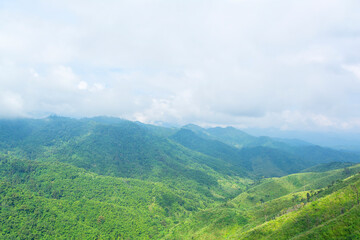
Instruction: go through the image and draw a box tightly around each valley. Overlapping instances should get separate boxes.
[1,116,359,239]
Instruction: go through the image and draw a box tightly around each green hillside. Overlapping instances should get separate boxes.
[1,117,360,239]
[0,117,252,200]
[301,162,356,173]
[170,129,253,171]
[0,154,226,239]
[183,125,291,149]
[238,172,360,239]
[171,128,303,178]
[171,128,358,178]
[170,125,352,177]
[167,164,360,239]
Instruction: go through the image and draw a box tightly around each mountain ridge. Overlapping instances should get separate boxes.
[1,116,360,239]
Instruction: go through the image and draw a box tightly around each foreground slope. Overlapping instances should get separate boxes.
[0,154,222,239]
[238,172,360,239]
[167,164,360,239]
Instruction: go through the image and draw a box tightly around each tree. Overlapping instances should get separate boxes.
[351,185,359,205]
[343,167,351,176]
[97,215,105,224]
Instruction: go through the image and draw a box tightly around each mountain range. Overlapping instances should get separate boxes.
[0,116,359,239]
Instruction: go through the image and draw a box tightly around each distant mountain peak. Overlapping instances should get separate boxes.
[182,124,204,130]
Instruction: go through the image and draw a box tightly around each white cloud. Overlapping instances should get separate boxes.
[1,0,360,131]
[342,64,360,80]
[0,91,24,118]
[78,81,88,90]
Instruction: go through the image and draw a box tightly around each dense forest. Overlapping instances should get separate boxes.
[1,116,360,239]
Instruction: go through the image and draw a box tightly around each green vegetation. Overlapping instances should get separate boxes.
[1,117,360,239]
[301,162,355,173]
[167,164,360,239]
[0,154,215,239]
[237,172,360,239]
[172,126,360,178]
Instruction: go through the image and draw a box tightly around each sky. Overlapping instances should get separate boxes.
[1,0,360,132]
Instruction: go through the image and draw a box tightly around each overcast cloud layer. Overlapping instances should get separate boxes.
[1,0,360,131]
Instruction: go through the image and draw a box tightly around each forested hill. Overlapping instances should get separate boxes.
[1,117,359,179]
[172,125,360,177]
[1,116,360,239]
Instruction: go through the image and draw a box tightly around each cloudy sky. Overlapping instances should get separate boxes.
[1,0,360,131]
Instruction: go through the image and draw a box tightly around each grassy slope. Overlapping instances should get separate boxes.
[293,205,360,239]
[167,164,360,239]
[237,172,360,239]
[231,164,360,207]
